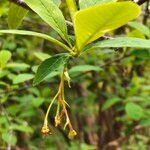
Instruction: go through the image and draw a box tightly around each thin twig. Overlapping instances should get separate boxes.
[0,81,58,95]
[143,0,150,24]
[8,0,30,9]
[100,54,130,67]
[137,0,150,5]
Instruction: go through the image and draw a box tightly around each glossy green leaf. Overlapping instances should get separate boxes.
[0,50,11,68]
[74,2,141,50]
[33,53,70,86]
[125,102,144,120]
[0,30,71,52]
[128,21,150,38]
[32,66,59,81]
[13,74,34,84]
[0,30,58,42]
[79,0,116,9]
[102,97,121,111]
[44,71,60,81]
[8,3,28,29]
[87,37,150,51]
[25,0,70,44]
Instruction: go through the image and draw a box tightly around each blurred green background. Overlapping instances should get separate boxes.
[0,0,150,149]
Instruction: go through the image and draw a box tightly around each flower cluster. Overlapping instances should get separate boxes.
[41,68,77,139]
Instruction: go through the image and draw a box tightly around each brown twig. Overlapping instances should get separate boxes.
[137,0,150,5]
[143,0,150,24]
[100,54,130,68]
[8,0,30,9]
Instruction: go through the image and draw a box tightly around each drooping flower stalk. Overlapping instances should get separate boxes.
[41,68,77,139]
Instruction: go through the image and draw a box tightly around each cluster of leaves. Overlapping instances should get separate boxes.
[0,0,150,149]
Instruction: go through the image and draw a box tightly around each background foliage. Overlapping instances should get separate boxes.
[0,0,150,149]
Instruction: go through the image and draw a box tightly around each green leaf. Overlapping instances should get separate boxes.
[69,65,102,76]
[25,0,70,44]
[52,0,61,6]
[2,133,17,146]
[127,29,145,39]
[32,97,44,107]
[19,109,36,118]
[34,52,51,61]
[102,97,121,111]
[44,71,60,81]
[33,53,70,86]
[12,124,33,133]
[130,50,150,60]
[0,50,11,68]
[8,3,28,29]
[13,74,34,84]
[0,29,56,42]
[87,37,150,51]
[140,119,150,127]
[74,2,140,50]
[128,21,150,38]
[79,0,117,9]
[125,102,144,120]
[0,70,9,78]
[0,2,8,17]
[32,66,60,80]
[6,63,30,69]
[0,30,71,52]
[0,81,8,87]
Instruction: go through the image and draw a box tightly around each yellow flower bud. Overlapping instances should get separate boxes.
[41,124,51,136]
[68,130,77,139]
[55,115,61,127]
